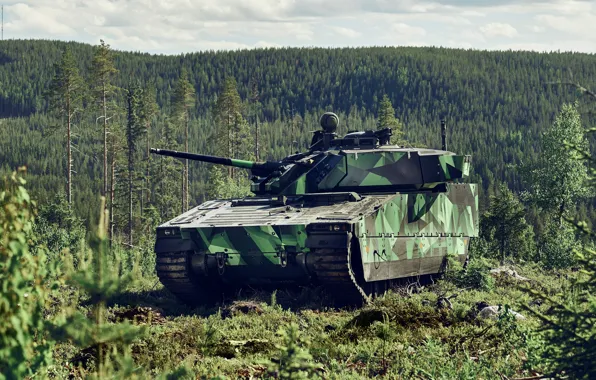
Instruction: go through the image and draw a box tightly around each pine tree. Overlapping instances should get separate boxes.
[45,46,86,205]
[377,94,405,145]
[89,40,119,201]
[108,114,126,241]
[171,69,195,212]
[139,84,159,212]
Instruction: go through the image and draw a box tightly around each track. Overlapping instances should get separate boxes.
[309,246,372,306]
[155,251,219,306]
[156,246,435,308]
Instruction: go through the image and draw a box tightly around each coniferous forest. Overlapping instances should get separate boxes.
[2,38,596,379]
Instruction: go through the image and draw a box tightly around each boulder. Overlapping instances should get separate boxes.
[489,267,529,281]
[478,305,526,320]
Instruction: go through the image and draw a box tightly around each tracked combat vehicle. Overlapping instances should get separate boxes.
[151,112,479,305]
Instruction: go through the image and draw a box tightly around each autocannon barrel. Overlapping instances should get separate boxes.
[149,148,284,174]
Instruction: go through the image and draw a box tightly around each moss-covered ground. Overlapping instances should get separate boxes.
[46,259,569,379]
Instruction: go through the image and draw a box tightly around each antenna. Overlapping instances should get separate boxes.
[290,104,298,153]
[441,119,447,151]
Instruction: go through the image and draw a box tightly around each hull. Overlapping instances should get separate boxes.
[154,184,479,305]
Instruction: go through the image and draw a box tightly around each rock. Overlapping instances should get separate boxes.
[529,298,543,307]
[344,308,388,329]
[489,267,529,281]
[478,305,526,320]
[221,300,264,318]
[112,306,166,325]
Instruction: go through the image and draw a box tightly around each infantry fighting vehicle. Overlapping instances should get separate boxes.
[151,112,479,306]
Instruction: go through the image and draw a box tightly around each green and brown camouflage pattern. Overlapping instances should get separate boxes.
[152,113,479,303]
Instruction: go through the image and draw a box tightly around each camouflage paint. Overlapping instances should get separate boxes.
[276,149,471,195]
[355,184,478,281]
[154,128,478,288]
[176,183,478,283]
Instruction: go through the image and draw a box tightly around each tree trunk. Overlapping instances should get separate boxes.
[128,141,133,246]
[500,220,505,265]
[110,156,115,242]
[103,85,108,199]
[184,109,189,211]
[255,110,259,161]
[228,110,233,179]
[181,168,185,214]
[145,121,150,205]
[67,99,72,206]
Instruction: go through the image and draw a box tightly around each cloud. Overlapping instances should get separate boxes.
[390,23,427,37]
[1,0,596,53]
[535,13,596,36]
[480,22,518,38]
[7,3,77,35]
[328,26,362,38]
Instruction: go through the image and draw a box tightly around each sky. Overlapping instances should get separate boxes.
[2,0,596,55]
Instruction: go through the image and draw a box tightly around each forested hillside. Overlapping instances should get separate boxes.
[3,39,596,379]
[1,39,596,230]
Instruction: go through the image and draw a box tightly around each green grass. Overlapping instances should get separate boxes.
[43,259,570,379]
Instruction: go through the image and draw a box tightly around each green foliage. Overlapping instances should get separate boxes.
[32,191,86,263]
[213,77,252,159]
[150,120,182,219]
[5,41,596,234]
[537,215,581,269]
[50,197,145,378]
[523,246,596,378]
[266,323,320,380]
[446,256,495,291]
[44,45,87,205]
[45,46,87,119]
[125,83,146,243]
[519,85,596,378]
[171,68,195,125]
[522,102,591,220]
[480,183,536,263]
[376,94,405,145]
[0,169,59,379]
[89,39,119,106]
[206,165,253,200]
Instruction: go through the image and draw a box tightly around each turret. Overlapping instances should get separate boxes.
[150,112,471,197]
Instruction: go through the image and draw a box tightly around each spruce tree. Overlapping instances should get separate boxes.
[480,183,535,264]
[377,94,405,145]
[213,77,250,177]
[210,77,252,198]
[45,46,86,205]
[171,69,195,212]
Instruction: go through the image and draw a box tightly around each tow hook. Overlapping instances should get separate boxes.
[216,252,227,275]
